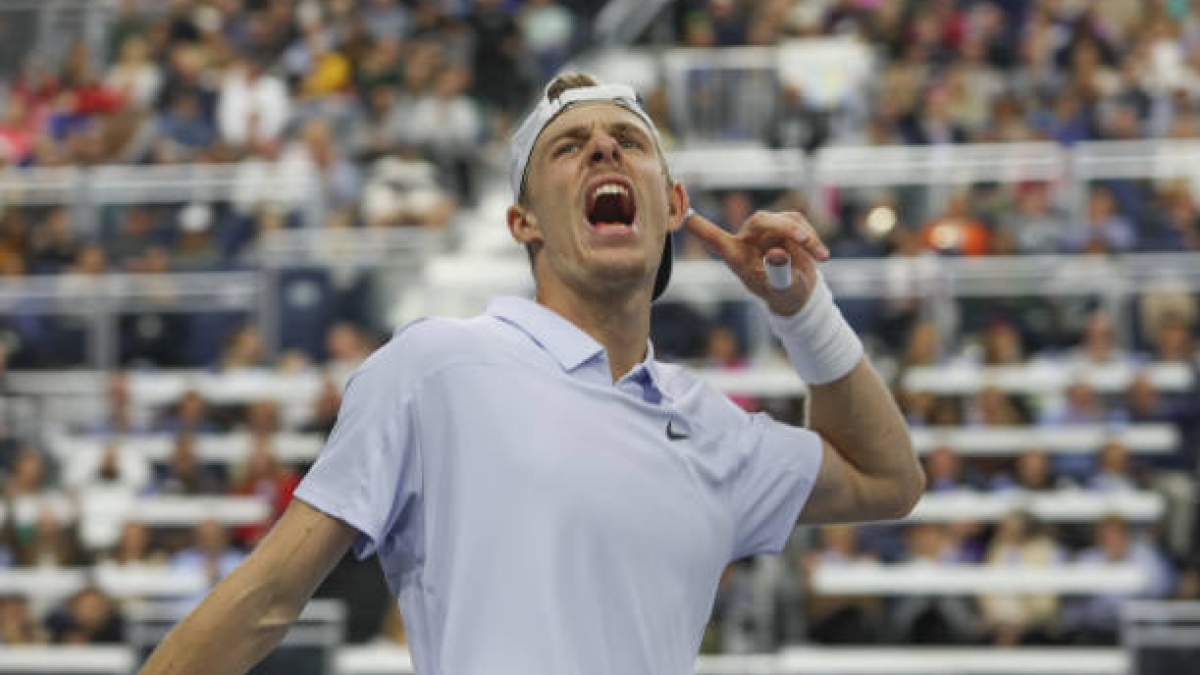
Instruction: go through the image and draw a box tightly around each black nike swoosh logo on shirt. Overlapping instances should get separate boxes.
[666,419,688,441]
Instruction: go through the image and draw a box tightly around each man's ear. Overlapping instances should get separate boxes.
[507,203,543,246]
[667,181,690,233]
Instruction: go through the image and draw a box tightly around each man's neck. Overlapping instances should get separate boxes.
[536,285,651,383]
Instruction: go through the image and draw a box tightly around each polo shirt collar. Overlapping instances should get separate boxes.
[486,296,666,395]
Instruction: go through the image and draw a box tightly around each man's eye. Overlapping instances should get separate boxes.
[620,138,643,149]
[555,143,580,156]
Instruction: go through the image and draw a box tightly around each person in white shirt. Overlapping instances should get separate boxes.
[137,73,922,674]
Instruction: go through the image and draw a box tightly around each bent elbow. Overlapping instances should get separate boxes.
[896,472,925,517]
[881,468,925,521]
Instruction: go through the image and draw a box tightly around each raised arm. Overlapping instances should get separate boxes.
[138,499,357,675]
[685,209,924,524]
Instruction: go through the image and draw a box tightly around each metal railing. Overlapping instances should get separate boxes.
[0,645,1130,675]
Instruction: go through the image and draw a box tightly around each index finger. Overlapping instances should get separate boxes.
[682,209,737,259]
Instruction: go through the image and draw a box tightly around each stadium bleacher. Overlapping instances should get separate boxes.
[0,0,1198,673]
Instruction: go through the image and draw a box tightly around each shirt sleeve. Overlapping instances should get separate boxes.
[293,328,425,560]
[730,413,823,559]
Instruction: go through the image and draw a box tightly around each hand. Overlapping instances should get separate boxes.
[684,209,829,316]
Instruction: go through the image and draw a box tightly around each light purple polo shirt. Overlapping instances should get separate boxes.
[295,296,822,674]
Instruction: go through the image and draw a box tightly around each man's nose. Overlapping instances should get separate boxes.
[588,134,621,164]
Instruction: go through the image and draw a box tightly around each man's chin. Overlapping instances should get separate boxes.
[563,254,651,296]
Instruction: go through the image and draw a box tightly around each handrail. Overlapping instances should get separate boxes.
[811,562,1147,595]
[1,141,1198,203]
[0,163,316,205]
[334,645,1128,674]
[906,489,1164,523]
[417,253,1200,302]
[0,645,1127,675]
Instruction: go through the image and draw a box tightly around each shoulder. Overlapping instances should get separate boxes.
[350,315,504,395]
[388,315,495,361]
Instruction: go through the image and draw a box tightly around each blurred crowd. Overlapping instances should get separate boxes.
[0,321,400,648]
[0,0,601,295]
[659,0,1200,257]
[0,0,1198,659]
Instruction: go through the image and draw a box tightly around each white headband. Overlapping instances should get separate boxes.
[508,83,664,201]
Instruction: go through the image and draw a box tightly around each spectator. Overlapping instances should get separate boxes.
[0,595,47,644]
[889,524,981,644]
[917,192,991,257]
[705,325,758,412]
[978,511,1064,645]
[1089,440,1140,492]
[45,587,124,644]
[903,86,968,146]
[928,396,965,427]
[1011,449,1058,493]
[3,447,51,499]
[105,35,162,111]
[1145,183,1200,251]
[360,153,456,228]
[407,66,482,202]
[801,526,882,643]
[174,202,222,271]
[766,83,829,152]
[218,324,268,372]
[103,521,163,567]
[1042,381,1116,427]
[966,385,1028,426]
[153,433,225,495]
[157,90,216,152]
[469,0,528,111]
[348,84,406,163]
[12,507,84,568]
[325,322,374,374]
[1000,182,1072,255]
[899,319,942,370]
[280,118,360,211]
[978,318,1026,366]
[89,371,141,435]
[241,398,280,439]
[1065,515,1174,644]
[1041,381,1120,483]
[62,441,151,490]
[1064,310,1135,367]
[216,53,289,147]
[1063,187,1137,254]
[0,99,36,165]
[27,207,80,274]
[231,437,300,547]
[520,0,576,82]
[155,390,219,435]
[107,206,164,272]
[1150,312,1196,363]
[300,377,342,438]
[169,520,245,610]
[924,446,967,492]
[295,27,353,101]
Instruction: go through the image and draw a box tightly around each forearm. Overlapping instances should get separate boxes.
[808,357,924,510]
[767,273,923,522]
[138,560,299,675]
[139,501,354,675]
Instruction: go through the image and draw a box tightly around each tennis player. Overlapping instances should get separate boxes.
[138,73,923,674]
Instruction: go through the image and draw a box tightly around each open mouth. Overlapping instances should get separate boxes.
[585,178,637,230]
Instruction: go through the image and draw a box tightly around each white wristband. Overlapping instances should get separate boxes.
[767,272,863,385]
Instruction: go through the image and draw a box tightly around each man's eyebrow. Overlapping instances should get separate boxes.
[609,121,651,141]
[541,120,653,153]
[542,124,591,150]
